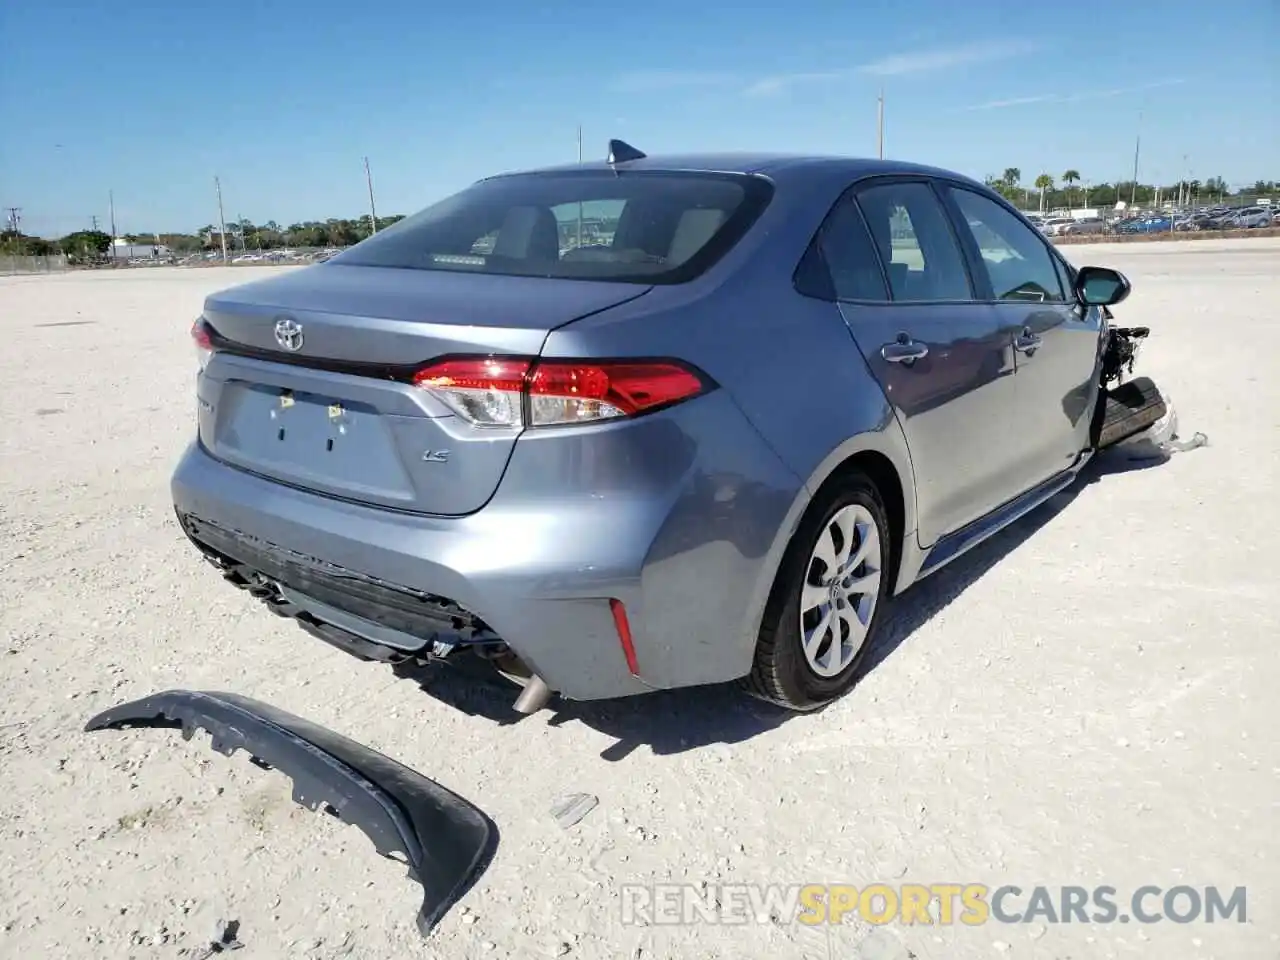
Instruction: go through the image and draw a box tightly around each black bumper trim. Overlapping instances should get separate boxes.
[178,511,499,649]
[85,690,498,936]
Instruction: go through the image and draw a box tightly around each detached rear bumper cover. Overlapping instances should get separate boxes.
[84,690,496,936]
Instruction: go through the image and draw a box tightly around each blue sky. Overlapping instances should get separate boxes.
[1,0,1276,236]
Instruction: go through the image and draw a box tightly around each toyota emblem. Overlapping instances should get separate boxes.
[273,316,304,352]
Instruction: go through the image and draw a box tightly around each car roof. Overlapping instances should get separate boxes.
[483,152,982,189]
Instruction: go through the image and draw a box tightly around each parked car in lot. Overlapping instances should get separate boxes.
[1038,217,1075,236]
[1176,213,1218,231]
[178,145,1146,712]
[1058,217,1107,236]
[1117,216,1174,234]
[1226,207,1275,228]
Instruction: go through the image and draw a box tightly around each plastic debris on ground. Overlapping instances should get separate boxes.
[550,793,599,830]
[1116,391,1208,461]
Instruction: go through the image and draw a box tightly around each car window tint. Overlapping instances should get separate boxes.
[948,188,1066,302]
[817,198,889,301]
[332,171,772,285]
[854,182,972,302]
[1053,254,1075,301]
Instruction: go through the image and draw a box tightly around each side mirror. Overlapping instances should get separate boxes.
[1075,265,1131,307]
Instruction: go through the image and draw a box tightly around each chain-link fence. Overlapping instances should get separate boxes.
[0,254,69,276]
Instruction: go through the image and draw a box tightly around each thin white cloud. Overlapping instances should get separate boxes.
[857,39,1040,77]
[609,70,736,93]
[965,78,1187,111]
[743,39,1040,97]
[744,71,848,97]
[1062,77,1187,101]
[966,94,1059,110]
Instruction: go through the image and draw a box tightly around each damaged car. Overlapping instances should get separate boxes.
[174,142,1163,713]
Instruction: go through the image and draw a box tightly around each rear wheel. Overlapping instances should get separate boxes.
[744,474,892,711]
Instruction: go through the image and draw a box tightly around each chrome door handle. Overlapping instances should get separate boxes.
[882,336,929,365]
[1014,329,1041,353]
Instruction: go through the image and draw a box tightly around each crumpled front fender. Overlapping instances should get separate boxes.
[85,690,497,936]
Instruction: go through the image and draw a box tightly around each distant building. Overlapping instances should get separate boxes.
[109,239,171,260]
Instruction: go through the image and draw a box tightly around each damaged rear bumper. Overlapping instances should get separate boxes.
[84,690,496,936]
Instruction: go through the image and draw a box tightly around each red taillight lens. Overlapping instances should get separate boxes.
[411,357,707,428]
[528,361,705,425]
[191,318,214,370]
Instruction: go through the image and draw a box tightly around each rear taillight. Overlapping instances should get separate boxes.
[412,357,709,428]
[191,318,214,371]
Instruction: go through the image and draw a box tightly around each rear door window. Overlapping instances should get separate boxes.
[817,198,890,301]
[332,171,772,284]
[853,182,973,302]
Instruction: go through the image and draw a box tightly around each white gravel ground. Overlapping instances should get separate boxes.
[1,239,1277,960]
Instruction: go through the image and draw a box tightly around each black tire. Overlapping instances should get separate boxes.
[743,473,893,711]
[1096,376,1166,449]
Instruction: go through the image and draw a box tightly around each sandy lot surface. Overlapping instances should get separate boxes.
[2,240,1277,960]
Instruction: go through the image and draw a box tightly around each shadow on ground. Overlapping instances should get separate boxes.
[395,446,1173,760]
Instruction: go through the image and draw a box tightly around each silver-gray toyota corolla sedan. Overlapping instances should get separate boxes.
[174,141,1150,713]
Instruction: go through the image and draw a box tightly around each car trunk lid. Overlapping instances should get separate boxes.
[197,264,651,515]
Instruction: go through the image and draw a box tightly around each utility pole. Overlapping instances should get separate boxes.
[214,176,229,263]
[91,215,99,231]
[876,87,884,159]
[4,207,19,234]
[364,156,378,234]
[108,190,118,263]
[576,124,584,250]
[1130,111,1142,207]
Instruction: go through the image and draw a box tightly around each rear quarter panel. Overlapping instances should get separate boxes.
[545,162,919,524]
[541,165,921,676]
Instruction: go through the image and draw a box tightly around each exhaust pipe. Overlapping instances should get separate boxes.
[512,674,553,714]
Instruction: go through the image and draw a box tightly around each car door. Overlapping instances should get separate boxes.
[816,178,1022,547]
[942,185,1104,493]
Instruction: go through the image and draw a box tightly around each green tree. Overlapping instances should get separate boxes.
[1203,177,1229,199]
[4,234,56,256]
[1062,169,1081,207]
[58,229,113,262]
[1034,173,1054,213]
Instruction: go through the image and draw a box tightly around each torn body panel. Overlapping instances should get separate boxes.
[1100,325,1150,387]
[84,690,496,936]
[1090,324,1167,449]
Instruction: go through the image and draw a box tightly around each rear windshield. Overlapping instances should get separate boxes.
[330,169,773,284]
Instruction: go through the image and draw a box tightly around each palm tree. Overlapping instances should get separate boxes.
[1000,167,1021,203]
[1034,174,1054,213]
[1062,170,1081,208]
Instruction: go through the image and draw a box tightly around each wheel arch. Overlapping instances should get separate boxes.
[742,429,921,663]
[814,449,907,591]
[799,432,919,597]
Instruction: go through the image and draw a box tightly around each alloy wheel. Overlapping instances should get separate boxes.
[798,504,882,677]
